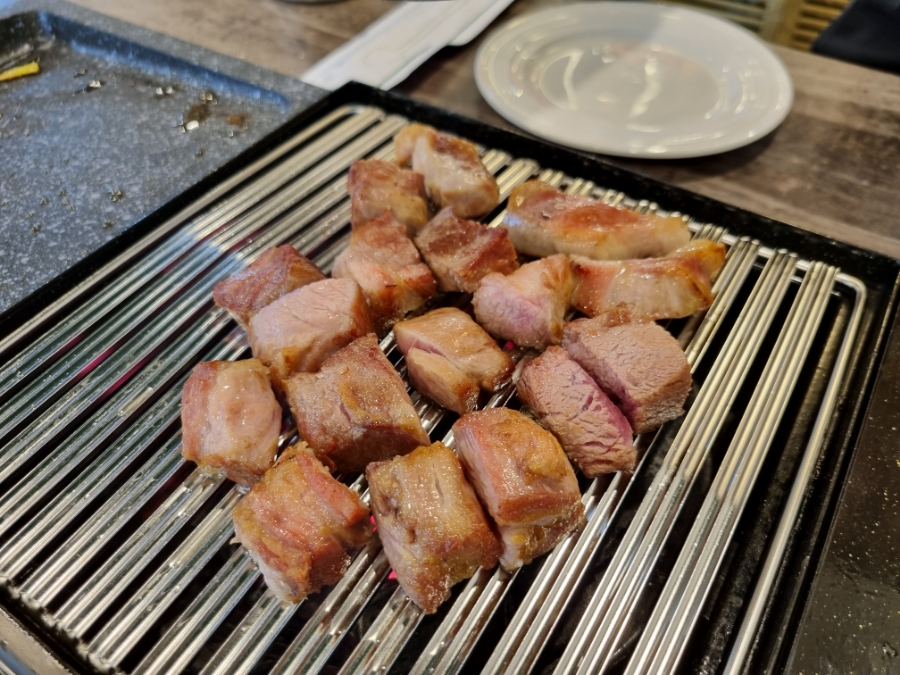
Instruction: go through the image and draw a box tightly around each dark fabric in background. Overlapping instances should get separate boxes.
[812,0,900,75]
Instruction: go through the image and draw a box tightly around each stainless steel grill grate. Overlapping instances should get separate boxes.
[0,104,865,675]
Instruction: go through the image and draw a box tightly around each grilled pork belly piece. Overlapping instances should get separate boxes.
[395,124,500,219]
[232,443,372,603]
[248,278,373,391]
[347,159,431,234]
[332,213,436,334]
[563,319,692,434]
[570,239,727,323]
[405,348,480,416]
[285,334,430,472]
[472,254,572,350]
[394,308,514,393]
[367,442,501,613]
[213,245,326,328]
[517,347,635,477]
[414,208,519,293]
[500,181,691,260]
[181,359,282,486]
[453,408,584,570]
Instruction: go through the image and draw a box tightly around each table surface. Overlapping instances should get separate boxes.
[67,0,900,261]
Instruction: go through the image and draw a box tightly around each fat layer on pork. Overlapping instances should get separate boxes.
[181,358,281,486]
[499,181,691,260]
[570,239,727,323]
[405,348,480,416]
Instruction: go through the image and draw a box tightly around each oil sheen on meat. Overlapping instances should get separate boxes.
[453,408,584,570]
[367,442,501,613]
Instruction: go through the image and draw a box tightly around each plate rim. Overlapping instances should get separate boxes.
[474,1,795,159]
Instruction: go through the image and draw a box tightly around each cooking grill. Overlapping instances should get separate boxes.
[0,85,897,675]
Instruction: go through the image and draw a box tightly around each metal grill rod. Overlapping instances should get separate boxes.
[625,262,838,674]
[0,106,377,361]
[481,235,761,675]
[721,273,866,675]
[4,134,407,593]
[124,146,521,675]
[555,250,798,675]
[0,108,385,390]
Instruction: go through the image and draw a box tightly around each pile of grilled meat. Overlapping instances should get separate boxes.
[180,123,726,613]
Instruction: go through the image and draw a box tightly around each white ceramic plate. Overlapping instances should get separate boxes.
[475,2,794,158]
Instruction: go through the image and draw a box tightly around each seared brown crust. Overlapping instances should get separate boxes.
[347,159,431,233]
[395,124,499,219]
[284,334,430,472]
[181,359,281,486]
[414,208,519,293]
[366,442,501,613]
[232,443,372,603]
[332,212,436,334]
[247,278,374,392]
[405,348,480,416]
[453,408,584,570]
[393,307,514,392]
[213,245,326,327]
[499,181,691,260]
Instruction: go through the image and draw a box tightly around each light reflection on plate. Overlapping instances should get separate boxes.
[475,3,793,158]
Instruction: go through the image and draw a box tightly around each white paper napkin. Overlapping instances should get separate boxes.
[301,0,515,91]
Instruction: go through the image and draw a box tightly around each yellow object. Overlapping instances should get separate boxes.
[0,61,40,83]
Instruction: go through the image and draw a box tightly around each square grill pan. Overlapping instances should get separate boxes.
[0,83,897,675]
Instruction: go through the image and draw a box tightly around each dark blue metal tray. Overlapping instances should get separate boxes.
[0,0,324,323]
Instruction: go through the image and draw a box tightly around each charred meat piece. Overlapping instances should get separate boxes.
[517,347,635,477]
[232,443,372,603]
[248,278,373,391]
[472,254,572,350]
[453,408,584,570]
[414,208,519,293]
[367,442,501,613]
[394,308,514,393]
[570,239,727,323]
[563,319,692,434]
[181,359,281,486]
[347,159,431,234]
[405,348,480,416]
[213,245,326,328]
[285,334,430,473]
[500,181,691,260]
[395,124,499,219]
[332,212,436,335]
